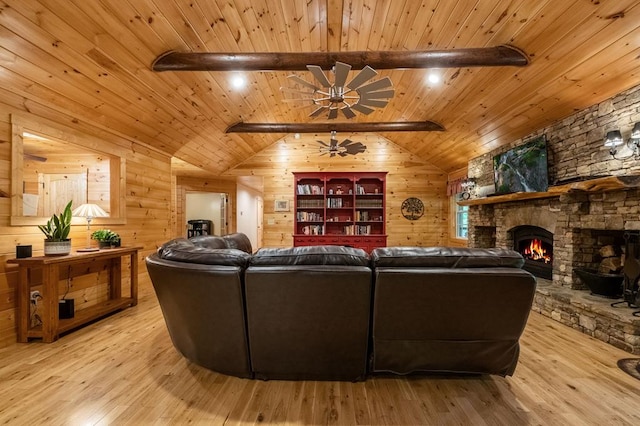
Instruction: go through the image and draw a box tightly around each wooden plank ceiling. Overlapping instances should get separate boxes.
[2,0,639,174]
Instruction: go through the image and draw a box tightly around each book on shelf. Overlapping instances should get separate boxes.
[327,198,343,208]
[297,184,324,195]
[301,225,324,235]
[342,224,372,235]
[296,211,323,222]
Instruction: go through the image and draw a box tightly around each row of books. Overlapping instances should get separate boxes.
[327,198,352,208]
[297,184,324,195]
[297,199,324,208]
[355,199,383,208]
[343,225,373,235]
[296,211,323,222]
[355,211,383,221]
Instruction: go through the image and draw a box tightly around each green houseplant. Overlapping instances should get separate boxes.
[91,229,121,248]
[38,200,73,256]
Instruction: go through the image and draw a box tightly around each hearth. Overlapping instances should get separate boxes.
[513,226,553,279]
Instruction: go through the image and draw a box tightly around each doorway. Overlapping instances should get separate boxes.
[185,192,228,237]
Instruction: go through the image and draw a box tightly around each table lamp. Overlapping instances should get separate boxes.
[72,203,108,252]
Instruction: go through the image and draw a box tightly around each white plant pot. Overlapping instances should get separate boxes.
[44,240,71,256]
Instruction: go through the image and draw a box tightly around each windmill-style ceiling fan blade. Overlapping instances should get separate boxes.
[327,108,339,119]
[341,106,357,119]
[152,46,529,71]
[333,62,352,88]
[357,99,389,108]
[350,103,376,115]
[226,121,445,133]
[359,89,395,100]
[280,87,317,96]
[287,75,319,91]
[356,77,393,94]
[338,138,352,147]
[310,106,328,117]
[346,66,378,89]
[307,65,332,87]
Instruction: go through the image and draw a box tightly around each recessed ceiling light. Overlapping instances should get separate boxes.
[427,72,440,85]
[230,75,246,90]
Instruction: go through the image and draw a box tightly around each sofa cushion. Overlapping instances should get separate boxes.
[189,235,227,249]
[158,238,251,267]
[223,233,253,253]
[371,246,524,268]
[250,245,370,266]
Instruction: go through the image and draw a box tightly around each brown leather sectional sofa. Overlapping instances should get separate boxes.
[145,234,537,381]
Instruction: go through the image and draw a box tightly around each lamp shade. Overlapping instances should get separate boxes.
[72,203,108,219]
[603,130,623,147]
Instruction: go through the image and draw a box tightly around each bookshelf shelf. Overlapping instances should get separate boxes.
[293,172,387,252]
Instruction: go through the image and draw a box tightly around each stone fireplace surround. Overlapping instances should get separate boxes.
[466,185,640,353]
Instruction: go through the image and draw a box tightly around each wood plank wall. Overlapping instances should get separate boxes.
[0,107,172,348]
[227,134,449,248]
[174,176,237,239]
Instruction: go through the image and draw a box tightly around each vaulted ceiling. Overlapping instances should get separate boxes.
[3,1,639,175]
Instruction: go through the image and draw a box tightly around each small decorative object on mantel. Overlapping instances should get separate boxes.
[401,197,424,220]
[91,229,121,249]
[38,200,73,256]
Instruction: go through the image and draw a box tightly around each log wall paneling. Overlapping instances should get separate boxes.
[0,106,172,348]
[227,134,448,248]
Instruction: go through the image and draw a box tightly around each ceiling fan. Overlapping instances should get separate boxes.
[317,131,367,157]
[283,61,394,120]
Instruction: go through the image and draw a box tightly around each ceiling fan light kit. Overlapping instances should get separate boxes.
[285,61,394,119]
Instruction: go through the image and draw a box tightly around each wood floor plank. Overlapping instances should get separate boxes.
[0,281,639,425]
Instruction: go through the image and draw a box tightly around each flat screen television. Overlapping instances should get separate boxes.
[493,136,549,195]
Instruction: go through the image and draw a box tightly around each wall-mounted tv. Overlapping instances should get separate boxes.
[493,136,549,195]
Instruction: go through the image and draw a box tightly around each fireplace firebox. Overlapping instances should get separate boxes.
[513,226,553,279]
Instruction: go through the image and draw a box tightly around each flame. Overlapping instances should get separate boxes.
[523,239,552,263]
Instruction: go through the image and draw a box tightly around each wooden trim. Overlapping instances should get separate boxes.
[152,45,528,71]
[226,121,445,133]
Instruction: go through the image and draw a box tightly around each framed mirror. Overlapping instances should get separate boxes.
[10,113,126,226]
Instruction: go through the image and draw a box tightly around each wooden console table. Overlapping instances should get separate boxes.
[8,246,141,343]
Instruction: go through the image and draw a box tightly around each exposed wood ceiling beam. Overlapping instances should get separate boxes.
[152,46,528,72]
[225,121,444,133]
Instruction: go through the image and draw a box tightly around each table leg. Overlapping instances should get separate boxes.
[130,252,138,306]
[17,267,29,343]
[41,265,59,343]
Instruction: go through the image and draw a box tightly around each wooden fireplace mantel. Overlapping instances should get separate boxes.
[458,174,640,206]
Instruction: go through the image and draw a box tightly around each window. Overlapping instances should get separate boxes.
[455,201,469,239]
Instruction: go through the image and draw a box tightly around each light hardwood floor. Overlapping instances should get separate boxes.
[1,281,639,425]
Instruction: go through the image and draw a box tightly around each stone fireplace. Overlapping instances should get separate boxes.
[465,181,640,353]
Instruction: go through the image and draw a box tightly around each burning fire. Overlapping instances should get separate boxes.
[523,239,552,263]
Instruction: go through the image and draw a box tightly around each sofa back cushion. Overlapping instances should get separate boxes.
[222,233,253,253]
[250,245,370,266]
[189,235,227,249]
[158,238,251,267]
[371,246,524,268]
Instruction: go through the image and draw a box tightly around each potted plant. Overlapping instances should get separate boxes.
[38,200,73,256]
[91,229,121,249]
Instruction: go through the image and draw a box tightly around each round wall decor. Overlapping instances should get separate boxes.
[401,197,424,220]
